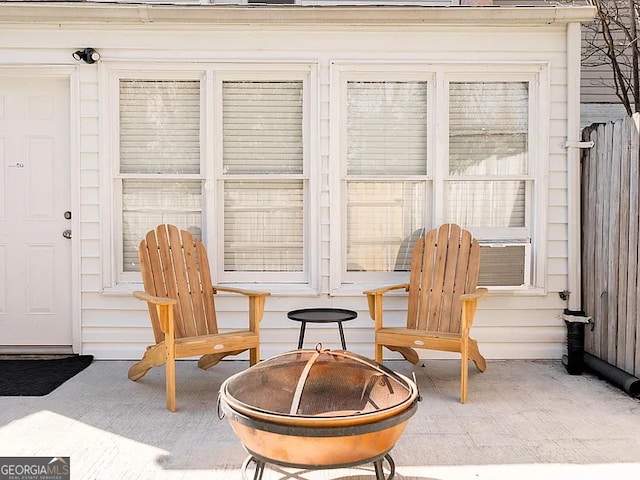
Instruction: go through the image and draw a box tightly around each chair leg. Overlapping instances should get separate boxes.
[128,343,166,381]
[250,346,259,366]
[468,338,487,372]
[460,347,469,404]
[387,346,420,364]
[198,353,225,370]
[165,349,176,412]
[198,350,245,370]
[375,342,384,363]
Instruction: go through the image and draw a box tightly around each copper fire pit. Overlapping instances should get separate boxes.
[218,346,420,480]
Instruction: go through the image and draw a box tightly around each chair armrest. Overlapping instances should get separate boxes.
[459,288,488,334]
[459,287,489,302]
[363,283,410,296]
[133,291,177,337]
[133,291,177,306]
[213,286,271,298]
[213,286,270,331]
[363,284,409,328]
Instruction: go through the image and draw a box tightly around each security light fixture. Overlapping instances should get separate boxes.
[72,48,100,64]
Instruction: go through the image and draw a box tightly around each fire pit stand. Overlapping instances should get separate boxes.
[241,451,395,480]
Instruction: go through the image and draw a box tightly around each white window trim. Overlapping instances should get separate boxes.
[100,62,320,294]
[329,61,549,296]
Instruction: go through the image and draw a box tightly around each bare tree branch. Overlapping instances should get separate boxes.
[585,0,640,115]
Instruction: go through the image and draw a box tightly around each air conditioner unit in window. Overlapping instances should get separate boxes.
[478,242,530,287]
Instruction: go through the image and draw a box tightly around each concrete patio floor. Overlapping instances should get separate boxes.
[1,358,640,480]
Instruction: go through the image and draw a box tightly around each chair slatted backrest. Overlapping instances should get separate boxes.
[406,224,481,334]
[138,224,218,343]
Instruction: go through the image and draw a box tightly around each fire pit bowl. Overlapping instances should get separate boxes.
[218,347,420,479]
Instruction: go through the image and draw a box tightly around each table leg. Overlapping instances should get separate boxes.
[297,321,307,349]
[337,321,347,350]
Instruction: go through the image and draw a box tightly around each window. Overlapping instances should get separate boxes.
[344,80,430,280]
[118,79,203,274]
[446,81,532,287]
[335,66,542,291]
[220,80,306,282]
[111,67,312,286]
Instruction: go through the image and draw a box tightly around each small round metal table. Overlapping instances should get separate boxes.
[287,308,358,350]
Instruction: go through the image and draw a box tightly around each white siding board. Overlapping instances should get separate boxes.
[548,156,567,172]
[548,172,567,189]
[547,276,570,293]
[480,343,564,360]
[83,327,156,344]
[81,274,102,293]
[548,223,567,241]
[550,119,568,138]
[80,187,99,205]
[80,116,98,134]
[474,310,563,327]
[549,102,568,120]
[82,292,142,310]
[83,310,151,328]
[80,238,100,257]
[548,257,568,276]
[473,326,566,344]
[80,152,100,171]
[548,240,568,258]
[80,222,101,240]
[80,135,98,153]
[82,343,153,360]
[548,188,566,207]
[548,205,568,224]
[81,257,101,275]
[80,168,99,186]
[80,205,100,219]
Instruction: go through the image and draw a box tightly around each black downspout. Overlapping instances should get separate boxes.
[562,309,590,375]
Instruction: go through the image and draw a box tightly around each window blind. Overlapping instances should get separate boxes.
[122,180,202,271]
[223,81,303,174]
[347,81,427,176]
[119,80,200,174]
[449,82,528,176]
[224,181,303,272]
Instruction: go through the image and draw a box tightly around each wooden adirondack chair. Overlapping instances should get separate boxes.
[364,223,488,403]
[129,224,270,411]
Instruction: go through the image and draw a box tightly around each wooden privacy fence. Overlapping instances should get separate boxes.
[581,113,640,377]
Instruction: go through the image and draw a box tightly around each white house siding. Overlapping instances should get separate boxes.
[0,4,595,361]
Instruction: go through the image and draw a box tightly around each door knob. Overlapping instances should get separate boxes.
[62,230,72,239]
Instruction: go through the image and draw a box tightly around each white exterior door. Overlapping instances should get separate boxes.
[0,76,72,352]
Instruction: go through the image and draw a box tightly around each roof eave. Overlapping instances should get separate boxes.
[0,3,598,26]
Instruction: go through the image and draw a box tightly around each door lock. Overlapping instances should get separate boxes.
[64,211,72,220]
[62,230,72,239]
